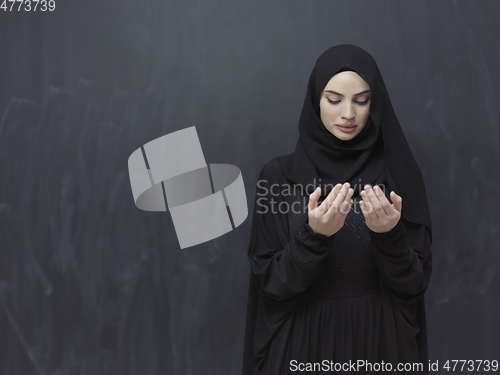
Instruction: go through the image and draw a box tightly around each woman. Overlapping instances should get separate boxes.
[242,44,433,374]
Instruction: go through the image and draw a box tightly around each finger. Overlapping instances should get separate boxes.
[373,185,393,216]
[362,185,387,221]
[320,183,343,215]
[334,182,350,207]
[326,183,343,206]
[360,190,376,222]
[391,191,403,213]
[340,187,354,215]
[326,183,350,217]
[308,187,320,214]
[359,199,373,225]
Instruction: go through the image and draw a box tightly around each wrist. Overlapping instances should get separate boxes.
[305,220,336,240]
[369,219,404,237]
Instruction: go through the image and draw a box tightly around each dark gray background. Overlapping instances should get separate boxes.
[1,1,499,374]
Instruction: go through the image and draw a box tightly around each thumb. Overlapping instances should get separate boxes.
[308,187,320,213]
[391,191,402,213]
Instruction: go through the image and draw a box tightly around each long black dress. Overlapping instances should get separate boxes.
[242,157,432,375]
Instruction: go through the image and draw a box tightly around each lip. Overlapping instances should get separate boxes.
[335,124,357,133]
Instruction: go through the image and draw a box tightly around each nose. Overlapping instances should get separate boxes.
[342,103,355,120]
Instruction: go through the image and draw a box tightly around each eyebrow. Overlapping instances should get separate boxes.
[325,89,371,97]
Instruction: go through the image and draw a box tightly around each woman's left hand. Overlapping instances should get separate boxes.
[359,185,402,233]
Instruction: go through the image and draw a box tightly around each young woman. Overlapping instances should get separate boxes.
[242,44,433,374]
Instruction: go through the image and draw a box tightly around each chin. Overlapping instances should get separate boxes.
[333,130,357,140]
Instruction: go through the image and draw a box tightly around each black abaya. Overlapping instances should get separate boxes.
[242,158,432,374]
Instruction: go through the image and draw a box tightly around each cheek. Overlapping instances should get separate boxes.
[321,104,339,118]
[321,110,338,124]
[360,107,370,119]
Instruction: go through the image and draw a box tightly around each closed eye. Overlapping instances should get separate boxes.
[327,99,369,105]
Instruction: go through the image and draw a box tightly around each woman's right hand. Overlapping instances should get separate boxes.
[307,182,354,237]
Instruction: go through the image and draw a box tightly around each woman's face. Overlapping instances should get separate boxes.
[319,71,371,141]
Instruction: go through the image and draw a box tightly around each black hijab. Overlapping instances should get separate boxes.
[277,44,433,242]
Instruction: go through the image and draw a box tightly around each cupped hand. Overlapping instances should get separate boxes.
[307,182,354,237]
[359,185,402,233]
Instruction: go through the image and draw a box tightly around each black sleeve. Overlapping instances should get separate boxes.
[369,218,432,299]
[246,161,336,303]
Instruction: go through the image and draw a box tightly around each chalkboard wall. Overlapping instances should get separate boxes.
[0,1,499,374]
